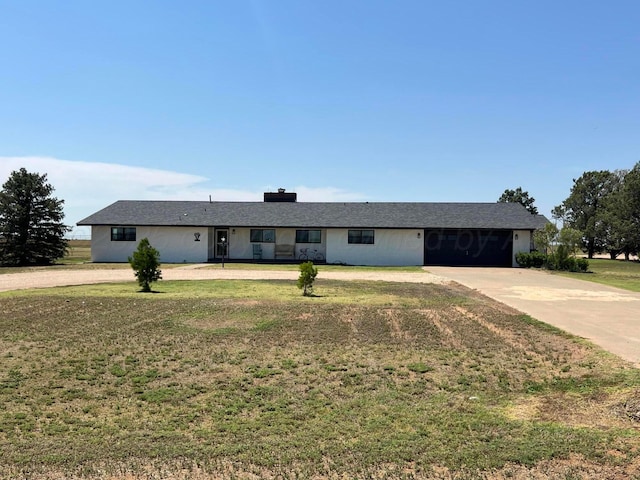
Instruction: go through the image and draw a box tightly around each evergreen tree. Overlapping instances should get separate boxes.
[128,238,162,292]
[0,168,70,266]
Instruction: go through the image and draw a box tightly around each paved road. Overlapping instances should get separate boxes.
[428,267,640,366]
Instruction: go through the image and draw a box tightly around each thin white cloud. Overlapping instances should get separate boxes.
[292,186,368,202]
[0,156,367,237]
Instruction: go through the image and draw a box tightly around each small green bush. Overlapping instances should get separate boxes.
[297,261,318,296]
[575,258,589,272]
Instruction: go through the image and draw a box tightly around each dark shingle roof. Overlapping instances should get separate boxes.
[78,200,548,230]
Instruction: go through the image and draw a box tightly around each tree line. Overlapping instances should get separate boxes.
[500,161,640,261]
[553,164,640,260]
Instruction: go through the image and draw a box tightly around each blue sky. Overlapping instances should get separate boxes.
[1,1,639,236]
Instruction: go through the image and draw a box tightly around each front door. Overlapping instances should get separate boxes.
[215,229,229,258]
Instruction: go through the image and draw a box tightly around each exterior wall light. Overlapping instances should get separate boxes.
[194,232,201,241]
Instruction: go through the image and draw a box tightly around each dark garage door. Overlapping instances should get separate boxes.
[424,229,513,267]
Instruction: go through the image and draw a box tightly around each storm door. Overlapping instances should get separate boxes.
[215,229,229,258]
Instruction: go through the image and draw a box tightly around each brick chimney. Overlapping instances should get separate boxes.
[264,188,297,202]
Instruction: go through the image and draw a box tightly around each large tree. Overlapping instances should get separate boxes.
[553,170,619,258]
[608,164,640,259]
[497,187,538,214]
[0,168,70,266]
[598,169,634,259]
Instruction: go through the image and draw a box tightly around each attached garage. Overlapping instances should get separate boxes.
[424,229,513,267]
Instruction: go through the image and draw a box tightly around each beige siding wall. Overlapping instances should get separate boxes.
[91,226,209,263]
[326,229,423,266]
[512,230,532,267]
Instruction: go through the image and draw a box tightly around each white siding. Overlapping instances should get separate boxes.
[90,225,524,267]
[326,229,423,266]
[91,226,209,263]
[512,230,532,267]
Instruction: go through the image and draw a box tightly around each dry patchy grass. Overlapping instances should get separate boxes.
[1,280,640,479]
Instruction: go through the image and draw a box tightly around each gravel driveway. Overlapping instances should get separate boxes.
[0,264,447,292]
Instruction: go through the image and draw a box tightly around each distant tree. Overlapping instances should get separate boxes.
[533,222,559,255]
[553,170,619,258]
[0,168,70,266]
[297,261,318,296]
[608,164,640,259]
[497,187,538,214]
[599,169,633,259]
[128,238,162,292]
[558,227,583,257]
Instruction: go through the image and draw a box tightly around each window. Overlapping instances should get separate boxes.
[348,229,374,244]
[250,229,275,243]
[296,229,321,243]
[111,227,136,241]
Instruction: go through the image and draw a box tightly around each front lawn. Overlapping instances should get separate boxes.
[1,279,640,478]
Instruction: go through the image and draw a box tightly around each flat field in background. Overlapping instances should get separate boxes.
[2,277,640,479]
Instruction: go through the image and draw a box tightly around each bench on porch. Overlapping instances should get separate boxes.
[274,244,295,259]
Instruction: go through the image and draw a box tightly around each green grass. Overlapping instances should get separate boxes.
[1,278,639,478]
[558,258,640,292]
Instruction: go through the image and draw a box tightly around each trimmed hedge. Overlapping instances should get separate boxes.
[516,251,589,273]
[515,251,546,268]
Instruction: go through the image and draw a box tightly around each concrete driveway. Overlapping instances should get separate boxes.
[428,267,640,366]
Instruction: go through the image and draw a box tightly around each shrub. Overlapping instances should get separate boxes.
[515,251,546,268]
[297,261,318,296]
[575,258,589,272]
[128,238,162,292]
[516,250,588,272]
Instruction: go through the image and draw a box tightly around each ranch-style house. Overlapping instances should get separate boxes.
[77,190,548,267]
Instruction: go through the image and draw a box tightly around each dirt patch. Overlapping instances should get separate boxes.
[421,309,465,350]
[454,305,550,366]
[5,457,640,479]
